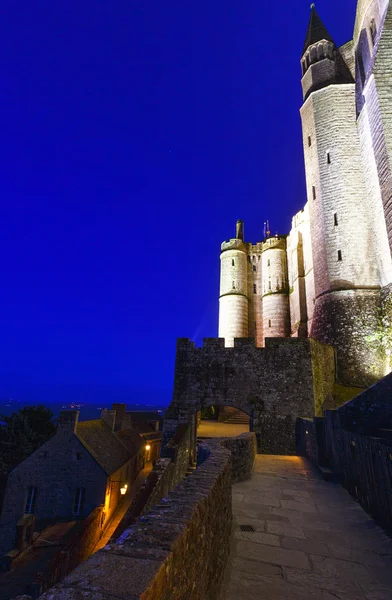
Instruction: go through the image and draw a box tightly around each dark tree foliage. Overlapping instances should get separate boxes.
[0,405,56,478]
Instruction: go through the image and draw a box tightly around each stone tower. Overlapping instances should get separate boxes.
[354,0,392,283]
[218,220,249,347]
[300,5,386,387]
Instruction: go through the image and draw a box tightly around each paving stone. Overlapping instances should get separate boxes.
[266,521,305,538]
[280,535,331,556]
[234,530,280,546]
[280,499,318,513]
[235,540,311,569]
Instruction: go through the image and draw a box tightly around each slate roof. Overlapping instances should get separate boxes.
[303,5,335,55]
[76,420,135,476]
[116,428,145,456]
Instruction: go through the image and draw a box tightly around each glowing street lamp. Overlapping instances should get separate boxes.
[145,444,151,451]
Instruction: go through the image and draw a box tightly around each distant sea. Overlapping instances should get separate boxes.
[0,400,167,422]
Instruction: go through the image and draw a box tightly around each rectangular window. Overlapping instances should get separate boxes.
[73,488,85,515]
[25,486,37,515]
[308,136,311,147]
[232,281,235,289]
[232,259,235,266]
[267,259,270,267]
[312,186,316,200]
[268,280,271,290]
[253,265,256,272]
[334,213,338,226]
[327,152,331,164]
[357,53,366,86]
[253,284,257,294]
[268,319,272,328]
[337,250,342,261]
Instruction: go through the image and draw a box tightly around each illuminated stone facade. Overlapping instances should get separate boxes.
[219,2,392,388]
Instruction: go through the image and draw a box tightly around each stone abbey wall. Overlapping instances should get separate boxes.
[311,288,384,387]
[164,337,335,455]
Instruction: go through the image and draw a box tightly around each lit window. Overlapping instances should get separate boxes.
[25,486,37,515]
[73,488,85,515]
[337,250,342,261]
[334,213,338,226]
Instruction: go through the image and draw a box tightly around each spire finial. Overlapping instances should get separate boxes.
[310,3,315,9]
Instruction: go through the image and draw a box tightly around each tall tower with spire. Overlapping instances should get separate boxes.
[300,5,385,386]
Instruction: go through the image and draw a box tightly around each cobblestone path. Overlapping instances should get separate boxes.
[221,455,392,600]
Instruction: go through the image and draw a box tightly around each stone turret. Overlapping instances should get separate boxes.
[219,221,249,347]
[261,236,290,338]
[301,5,354,100]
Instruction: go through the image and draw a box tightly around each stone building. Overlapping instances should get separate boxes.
[219,2,392,389]
[0,404,151,557]
[163,0,392,456]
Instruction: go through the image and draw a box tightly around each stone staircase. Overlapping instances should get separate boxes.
[224,413,250,425]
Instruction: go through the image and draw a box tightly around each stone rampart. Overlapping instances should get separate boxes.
[38,440,233,600]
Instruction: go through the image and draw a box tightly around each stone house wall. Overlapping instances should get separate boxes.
[0,431,107,557]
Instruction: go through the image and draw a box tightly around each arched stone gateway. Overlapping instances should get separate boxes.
[162,337,336,455]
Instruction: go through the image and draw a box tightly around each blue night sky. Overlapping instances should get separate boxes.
[0,0,357,407]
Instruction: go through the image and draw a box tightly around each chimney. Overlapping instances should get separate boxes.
[112,403,127,431]
[58,410,79,435]
[101,409,116,431]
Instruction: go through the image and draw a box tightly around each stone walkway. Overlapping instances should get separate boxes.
[197,421,249,438]
[221,455,392,600]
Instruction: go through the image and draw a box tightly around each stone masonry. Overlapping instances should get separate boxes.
[163,337,335,455]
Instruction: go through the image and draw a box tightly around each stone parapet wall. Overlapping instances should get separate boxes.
[220,432,257,483]
[38,440,233,600]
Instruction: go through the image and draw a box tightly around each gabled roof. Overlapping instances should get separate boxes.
[303,5,335,55]
[116,428,145,456]
[76,420,136,476]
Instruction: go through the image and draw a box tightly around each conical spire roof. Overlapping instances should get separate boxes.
[303,4,335,55]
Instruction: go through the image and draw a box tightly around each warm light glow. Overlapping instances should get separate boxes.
[145,444,151,451]
[120,486,127,495]
[305,430,309,435]
[124,484,128,490]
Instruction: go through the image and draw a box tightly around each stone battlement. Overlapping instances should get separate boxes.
[177,336,312,351]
